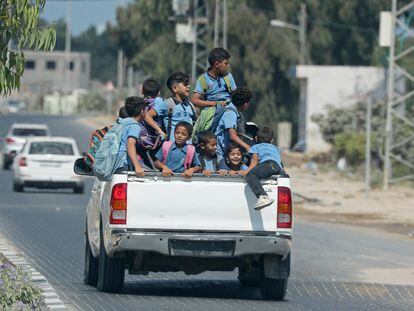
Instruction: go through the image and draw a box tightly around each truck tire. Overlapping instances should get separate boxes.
[3,157,11,170]
[238,265,261,287]
[83,230,99,286]
[96,225,125,293]
[260,277,288,300]
[13,182,23,192]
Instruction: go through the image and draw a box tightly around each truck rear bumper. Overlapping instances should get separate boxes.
[107,230,291,257]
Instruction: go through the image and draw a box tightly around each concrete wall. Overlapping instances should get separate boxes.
[296,65,386,153]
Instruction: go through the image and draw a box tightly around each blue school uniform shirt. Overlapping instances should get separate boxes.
[143,96,164,134]
[249,143,282,167]
[153,98,195,141]
[155,142,200,173]
[117,118,142,169]
[197,154,222,172]
[214,102,239,157]
[218,159,248,171]
[194,72,237,101]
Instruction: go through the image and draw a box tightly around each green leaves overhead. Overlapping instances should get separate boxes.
[0,0,56,96]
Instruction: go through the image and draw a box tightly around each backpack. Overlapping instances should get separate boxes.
[192,73,235,138]
[92,119,139,181]
[84,126,111,169]
[138,97,164,150]
[161,141,196,171]
[165,98,197,140]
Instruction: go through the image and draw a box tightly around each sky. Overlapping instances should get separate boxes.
[41,0,132,35]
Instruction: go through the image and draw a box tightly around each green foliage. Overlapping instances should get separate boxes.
[0,263,45,310]
[334,132,366,166]
[0,0,56,96]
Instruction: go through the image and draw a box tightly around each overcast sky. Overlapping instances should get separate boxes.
[41,0,131,35]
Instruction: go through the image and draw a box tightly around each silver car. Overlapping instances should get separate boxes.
[2,123,50,169]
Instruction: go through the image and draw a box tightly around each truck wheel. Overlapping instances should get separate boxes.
[238,265,261,287]
[83,231,99,286]
[13,182,23,192]
[96,225,125,293]
[3,158,11,170]
[260,277,288,300]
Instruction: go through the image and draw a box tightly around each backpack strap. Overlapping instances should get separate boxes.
[198,74,208,99]
[212,156,218,172]
[186,100,198,120]
[161,141,174,164]
[198,154,206,169]
[184,145,196,170]
[222,74,234,93]
[165,98,176,141]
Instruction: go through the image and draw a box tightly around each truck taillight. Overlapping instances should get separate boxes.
[277,186,292,229]
[110,183,127,225]
[6,138,15,144]
[18,157,27,167]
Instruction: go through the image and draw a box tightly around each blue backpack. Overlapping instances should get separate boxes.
[93,118,139,181]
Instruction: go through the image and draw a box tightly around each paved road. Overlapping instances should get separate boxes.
[0,114,413,310]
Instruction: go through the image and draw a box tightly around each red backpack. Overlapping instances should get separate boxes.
[161,141,196,170]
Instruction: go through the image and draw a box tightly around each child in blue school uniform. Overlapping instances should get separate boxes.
[214,86,252,158]
[243,126,284,210]
[145,72,196,142]
[218,142,249,175]
[115,96,148,177]
[191,47,237,108]
[195,130,222,177]
[154,121,201,178]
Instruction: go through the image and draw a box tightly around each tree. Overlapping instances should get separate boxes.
[0,0,55,96]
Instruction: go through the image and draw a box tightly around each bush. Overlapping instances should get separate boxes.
[0,263,45,310]
[334,132,366,166]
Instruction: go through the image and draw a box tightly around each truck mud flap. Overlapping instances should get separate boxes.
[263,253,291,279]
[168,239,235,257]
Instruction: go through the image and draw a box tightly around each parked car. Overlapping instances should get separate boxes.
[75,161,292,300]
[2,123,50,169]
[13,137,84,193]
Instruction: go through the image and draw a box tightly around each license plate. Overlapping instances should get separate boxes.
[40,163,61,168]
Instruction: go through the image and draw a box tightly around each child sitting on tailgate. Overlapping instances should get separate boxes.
[154,121,201,178]
[243,126,284,210]
[218,142,248,175]
[195,130,222,177]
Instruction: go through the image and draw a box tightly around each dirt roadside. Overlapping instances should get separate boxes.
[76,115,414,239]
[288,166,414,239]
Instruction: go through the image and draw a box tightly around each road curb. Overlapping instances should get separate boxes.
[0,238,67,310]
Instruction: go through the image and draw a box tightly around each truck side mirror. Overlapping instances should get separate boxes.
[73,158,93,176]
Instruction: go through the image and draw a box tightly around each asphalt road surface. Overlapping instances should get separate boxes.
[0,114,413,310]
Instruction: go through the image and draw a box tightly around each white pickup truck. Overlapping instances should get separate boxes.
[75,160,292,300]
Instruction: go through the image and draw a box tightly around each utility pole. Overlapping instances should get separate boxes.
[117,49,124,89]
[64,0,72,94]
[191,0,209,82]
[298,3,307,65]
[382,0,414,188]
[365,97,372,198]
[214,0,220,47]
[222,0,228,49]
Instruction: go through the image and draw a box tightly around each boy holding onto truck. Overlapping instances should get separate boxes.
[191,48,237,138]
[195,130,223,177]
[243,126,284,210]
[116,96,149,177]
[154,121,201,178]
[214,86,252,158]
[145,72,196,142]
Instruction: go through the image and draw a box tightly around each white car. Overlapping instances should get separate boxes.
[13,137,84,193]
[2,123,50,169]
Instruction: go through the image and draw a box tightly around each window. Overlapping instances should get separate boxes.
[69,61,75,71]
[12,128,48,137]
[25,60,35,69]
[29,142,74,155]
[46,61,56,70]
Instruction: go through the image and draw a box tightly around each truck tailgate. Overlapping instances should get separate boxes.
[125,175,282,232]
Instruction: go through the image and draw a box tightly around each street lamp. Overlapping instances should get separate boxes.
[270,4,307,65]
